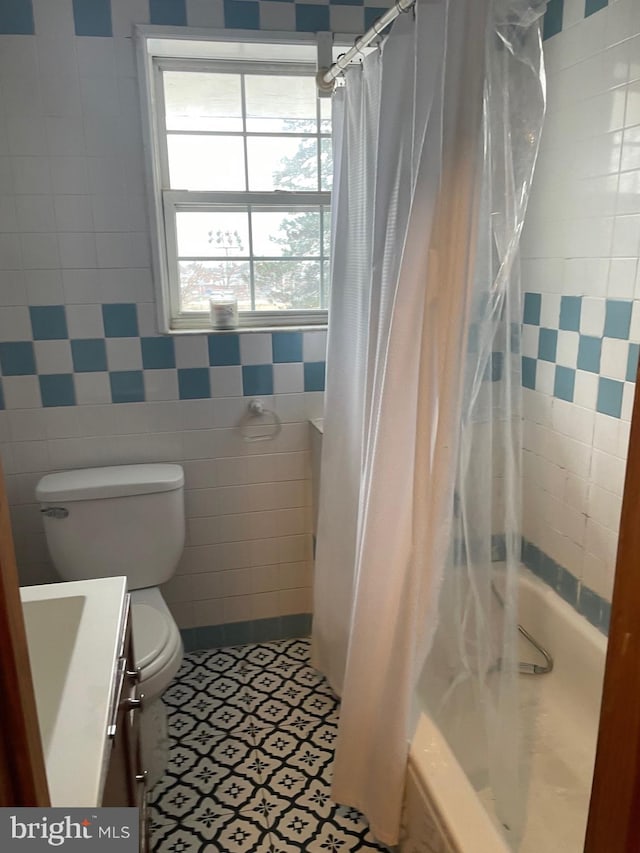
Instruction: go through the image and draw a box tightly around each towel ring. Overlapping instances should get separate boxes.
[239,398,282,443]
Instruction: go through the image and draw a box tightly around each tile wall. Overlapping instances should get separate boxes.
[520,0,640,630]
[0,0,372,636]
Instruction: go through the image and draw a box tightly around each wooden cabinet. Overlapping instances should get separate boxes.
[102,601,148,853]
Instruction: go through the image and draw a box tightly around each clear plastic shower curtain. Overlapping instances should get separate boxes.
[312,0,546,846]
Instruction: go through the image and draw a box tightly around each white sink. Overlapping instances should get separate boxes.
[22,595,86,755]
[20,577,128,806]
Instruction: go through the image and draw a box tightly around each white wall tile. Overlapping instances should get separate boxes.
[144,369,179,402]
[608,257,637,297]
[600,337,630,379]
[58,233,97,269]
[240,333,272,365]
[580,297,607,335]
[32,0,75,38]
[25,269,64,305]
[106,337,142,371]
[555,330,579,367]
[34,340,72,374]
[274,363,304,394]
[54,195,93,232]
[3,377,42,410]
[0,307,31,341]
[210,366,243,397]
[74,373,112,405]
[174,335,208,369]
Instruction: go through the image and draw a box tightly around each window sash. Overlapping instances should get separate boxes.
[164,190,331,324]
[150,56,331,330]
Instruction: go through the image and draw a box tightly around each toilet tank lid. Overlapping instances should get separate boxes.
[36,464,184,502]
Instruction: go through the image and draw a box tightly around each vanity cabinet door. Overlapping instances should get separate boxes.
[102,607,148,851]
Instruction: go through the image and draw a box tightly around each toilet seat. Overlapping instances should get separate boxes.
[130,587,183,703]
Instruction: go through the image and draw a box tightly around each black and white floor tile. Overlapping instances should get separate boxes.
[149,638,393,853]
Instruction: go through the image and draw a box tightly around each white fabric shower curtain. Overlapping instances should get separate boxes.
[312,0,546,845]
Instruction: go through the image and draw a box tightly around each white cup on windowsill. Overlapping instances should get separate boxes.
[209,297,239,330]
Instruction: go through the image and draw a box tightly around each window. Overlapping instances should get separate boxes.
[139,34,333,332]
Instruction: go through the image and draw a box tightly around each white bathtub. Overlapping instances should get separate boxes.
[400,569,607,853]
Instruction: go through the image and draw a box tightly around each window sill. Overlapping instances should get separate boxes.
[164,324,328,335]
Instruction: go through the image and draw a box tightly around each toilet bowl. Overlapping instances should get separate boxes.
[36,463,186,788]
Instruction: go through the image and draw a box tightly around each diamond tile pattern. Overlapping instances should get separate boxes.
[149,639,391,853]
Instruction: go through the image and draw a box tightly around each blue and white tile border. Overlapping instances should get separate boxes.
[0,303,326,409]
[0,0,390,36]
[521,538,611,635]
[522,292,638,419]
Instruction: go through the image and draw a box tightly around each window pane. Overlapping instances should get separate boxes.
[252,210,321,257]
[320,137,332,191]
[245,75,317,133]
[176,212,250,258]
[322,260,330,309]
[179,261,251,312]
[164,71,243,132]
[320,97,331,133]
[254,260,320,310]
[247,137,317,190]
[322,207,331,256]
[168,136,246,190]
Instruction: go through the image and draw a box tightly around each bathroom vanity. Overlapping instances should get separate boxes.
[20,577,148,850]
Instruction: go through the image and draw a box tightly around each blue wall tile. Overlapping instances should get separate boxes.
[604,300,632,340]
[110,370,145,404]
[243,364,274,396]
[556,567,579,607]
[224,0,260,29]
[538,328,557,362]
[543,0,563,39]
[30,305,68,340]
[39,374,75,407]
[585,0,608,16]
[72,0,112,36]
[272,332,303,363]
[600,600,611,635]
[142,337,176,370]
[521,539,542,575]
[149,0,187,26]
[578,585,602,628]
[522,356,537,390]
[304,361,325,391]
[364,7,390,30]
[102,304,139,338]
[523,292,542,325]
[554,365,575,402]
[559,296,582,332]
[539,552,560,588]
[577,335,602,373]
[489,352,503,382]
[627,342,639,382]
[295,4,330,32]
[0,0,34,34]
[209,334,240,366]
[0,380,4,410]
[71,338,107,373]
[0,341,36,376]
[178,367,211,399]
[597,376,624,418]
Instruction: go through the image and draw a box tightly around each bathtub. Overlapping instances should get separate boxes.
[400,569,607,853]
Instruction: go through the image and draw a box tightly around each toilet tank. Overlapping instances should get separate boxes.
[36,464,185,590]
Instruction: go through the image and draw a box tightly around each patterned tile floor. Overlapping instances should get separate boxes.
[148,638,393,853]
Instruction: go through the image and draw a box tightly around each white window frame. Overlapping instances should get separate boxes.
[136,27,338,334]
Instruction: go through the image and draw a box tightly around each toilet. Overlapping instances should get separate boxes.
[35,463,186,788]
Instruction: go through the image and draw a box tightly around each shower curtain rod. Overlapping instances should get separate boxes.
[317,0,415,91]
